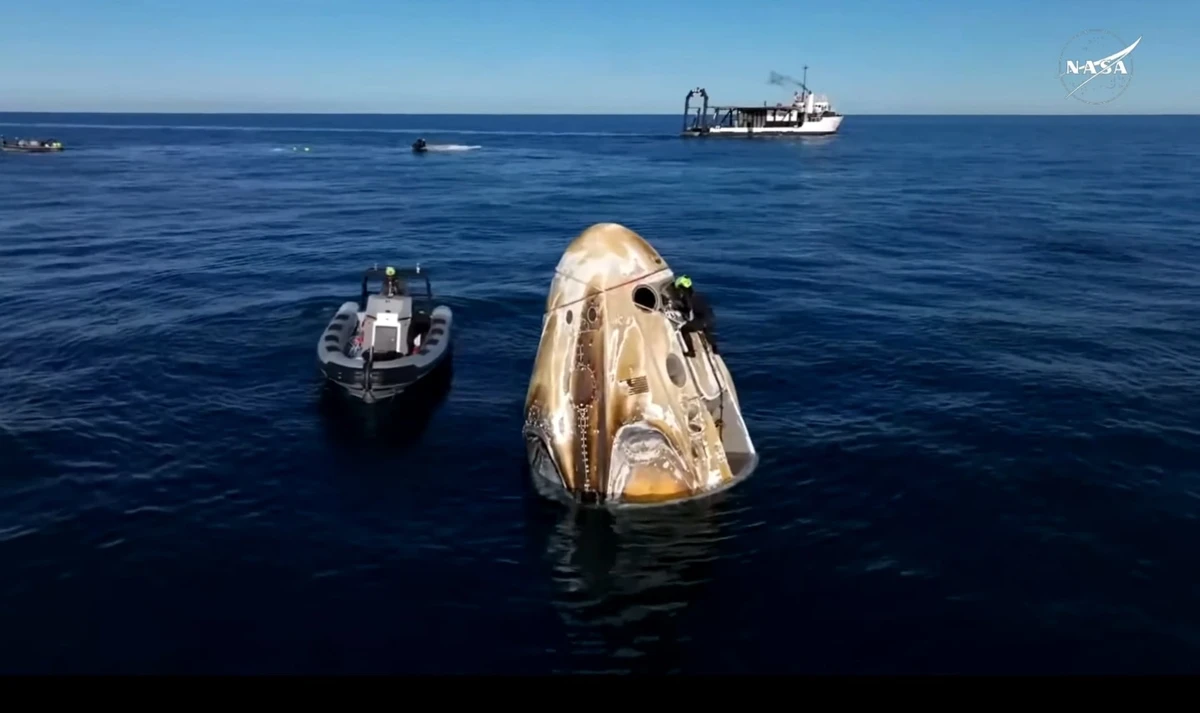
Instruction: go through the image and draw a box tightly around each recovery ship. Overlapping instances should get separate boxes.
[682,67,844,137]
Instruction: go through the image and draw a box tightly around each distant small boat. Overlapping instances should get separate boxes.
[412,138,428,153]
[1,137,64,153]
[682,67,844,137]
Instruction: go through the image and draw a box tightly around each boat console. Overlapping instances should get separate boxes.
[366,295,412,358]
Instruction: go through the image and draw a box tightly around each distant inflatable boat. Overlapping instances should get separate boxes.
[412,138,428,153]
[1,137,64,153]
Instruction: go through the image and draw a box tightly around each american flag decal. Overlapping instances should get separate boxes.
[624,376,649,394]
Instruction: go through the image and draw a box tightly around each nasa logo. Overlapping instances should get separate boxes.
[1059,30,1142,105]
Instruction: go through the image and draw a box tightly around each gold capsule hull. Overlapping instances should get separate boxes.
[523,223,758,506]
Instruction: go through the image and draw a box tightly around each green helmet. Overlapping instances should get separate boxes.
[674,275,692,289]
[385,266,396,277]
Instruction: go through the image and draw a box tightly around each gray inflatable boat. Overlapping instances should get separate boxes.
[317,265,453,403]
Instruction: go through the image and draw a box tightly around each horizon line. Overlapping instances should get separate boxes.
[0,110,1196,117]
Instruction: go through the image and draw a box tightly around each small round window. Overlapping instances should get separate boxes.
[632,285,658,312]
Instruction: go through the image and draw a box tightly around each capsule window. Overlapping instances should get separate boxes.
[632,285,658,312]
[665,353,687,387]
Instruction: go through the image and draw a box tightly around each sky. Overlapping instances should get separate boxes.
[0,0,1195,114]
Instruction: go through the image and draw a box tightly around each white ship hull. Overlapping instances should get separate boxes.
[697,114,843,136]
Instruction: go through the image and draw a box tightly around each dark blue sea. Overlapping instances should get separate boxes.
[2,112,1199,674]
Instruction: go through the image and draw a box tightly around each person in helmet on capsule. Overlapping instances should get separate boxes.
[672,274,718,356]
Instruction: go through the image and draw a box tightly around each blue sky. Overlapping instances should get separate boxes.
[0,0,1194,114]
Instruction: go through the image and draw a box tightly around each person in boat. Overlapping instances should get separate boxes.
[383,265,404,297]
[671,275,718,356]
[413,138,427,151]
[349,267,401,358]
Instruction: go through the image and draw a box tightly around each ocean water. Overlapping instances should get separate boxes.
[1,112,1199,674]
